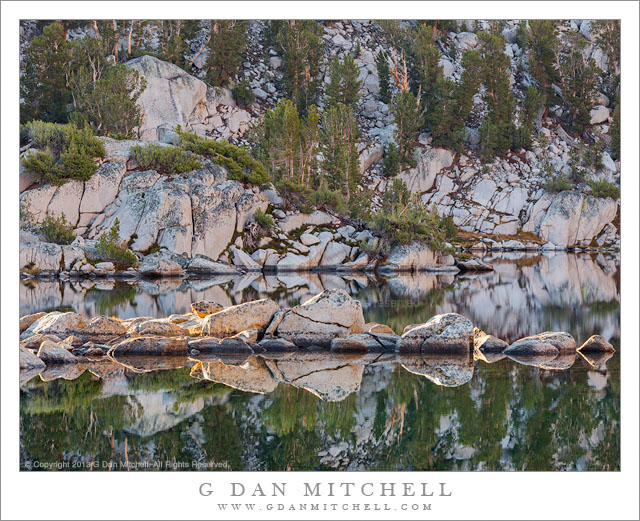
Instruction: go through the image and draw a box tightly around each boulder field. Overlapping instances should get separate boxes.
[19,289,612,376]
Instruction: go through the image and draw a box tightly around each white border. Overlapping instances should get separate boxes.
[2,2,638,520]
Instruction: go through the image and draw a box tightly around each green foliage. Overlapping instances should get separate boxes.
[275,20,323,113]
[321,103,360,200]
[325,53,361,108]
[206,20,248,87]
[21,122,104,184]
[177,130,269,185]
[587,179,620,199]
[130,143,201,175]
[373,178,455,251]
[560,34,598,135]
[391,90,424,167]
[95,218,138,269]
[353,40,361,58]
[382,143,401,177]
[478,32,516,159]
[251,99,319,185]
[430,51,483,151]
[39,213,76,245]
[376,50,392,104]
[545,173,573,193]
[412,24,442,109]
[20,22,74,123]
[610,103,620,160]
[70,56,146,137]
[513,86,545,150]
[253,209,274,228]
[231,78,256,107]
[525,21,560,106]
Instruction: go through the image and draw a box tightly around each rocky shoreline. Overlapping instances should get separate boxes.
[20,289,615,381]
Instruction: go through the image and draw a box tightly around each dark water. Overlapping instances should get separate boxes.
[19,252,620,471]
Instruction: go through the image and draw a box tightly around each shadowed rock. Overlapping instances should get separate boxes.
[109,336,188,356]
[37,340,79,364]
[188,336,253,355]
[20,333,61,352]
[503,332,575,356]
[578,350,615,369]
[19,346,46,370]
[578,334,615,352]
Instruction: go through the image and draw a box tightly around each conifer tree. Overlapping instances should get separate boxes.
[321,103,360,200]
[21,22,74,123]
[513,86,545,150]
[376,50,392,104]
[391,90,424,167]
[325,53,361,108]
[412,23,442,110]
[525,20,559,107]
[610,103,620,160]
[478,32,516,159]
[205,20,248,87]
[560,33,598,135]
[276,20,323,113]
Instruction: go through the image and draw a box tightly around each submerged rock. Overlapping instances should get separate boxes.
[272,289,365,347]
[578,334,615,352]
[202,298,279,337]
[396,313,473,353]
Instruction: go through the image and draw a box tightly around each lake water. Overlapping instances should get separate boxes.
[19,252,620,471]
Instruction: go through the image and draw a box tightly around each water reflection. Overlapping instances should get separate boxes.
[20,252,619,344]
[19,349,619,471]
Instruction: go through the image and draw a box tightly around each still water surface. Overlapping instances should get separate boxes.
[20,252,620,471]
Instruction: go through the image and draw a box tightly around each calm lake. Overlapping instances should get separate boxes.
[20,251,620,471]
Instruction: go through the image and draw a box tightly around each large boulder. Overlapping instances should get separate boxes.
[202,299,279,337]
[125,55,208,140]
[381,242,456,272]
[21,312,87,340]
[19,312,47,333]
[19,346,46,369]
[82,316,128,343]
[19,242,63,274]
[538,191,585,246]
[138,251,185,276]
[37,340,79,364]
[109,335,188,356]
[578,334,615,353]
[503,331,576,356]
[271,289,365,347]
[398,148,454,194]
[278,210,338,233]
[396,313,473,353]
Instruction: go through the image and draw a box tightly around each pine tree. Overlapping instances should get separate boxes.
[430,50,482,150]
[21,22,75,123]
[560,33,598,135]
[276,20,323,114]
[205,20,248,87]
[325,53,361,108]
[391,90,425,167]
[412,24,442,110]
[525,20,559,107]
[321,103,360,200]
[513,85,545,150]
[478,32,516,159]
[376,50,392,104]
[610,103,620,160]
